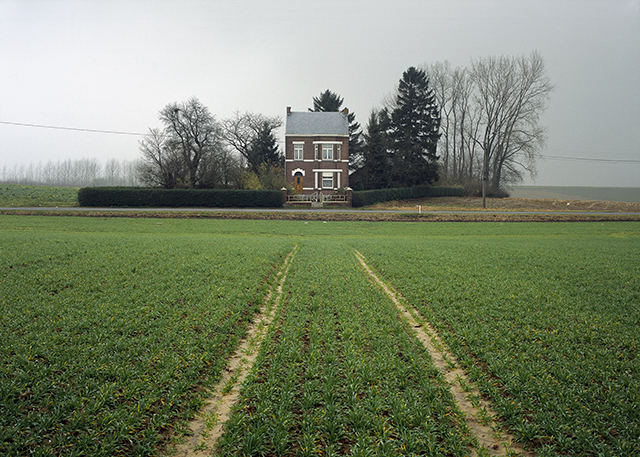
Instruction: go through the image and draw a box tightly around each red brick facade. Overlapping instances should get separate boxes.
[284,109,350,195]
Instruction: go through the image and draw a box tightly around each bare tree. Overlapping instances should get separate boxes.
[137,128,179,188]
[138,98,230,188]
[422,52,552,201]
[471,52,553,204]
[221,111,282,172]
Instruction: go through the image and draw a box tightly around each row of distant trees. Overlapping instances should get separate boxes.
[1,158,141,187]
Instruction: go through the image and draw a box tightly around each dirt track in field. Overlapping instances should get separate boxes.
[171,247,297,457]
[355,251,532,457]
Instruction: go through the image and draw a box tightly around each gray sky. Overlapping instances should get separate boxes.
[1,0,639,187]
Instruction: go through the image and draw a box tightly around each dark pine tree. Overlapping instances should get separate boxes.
[389,67,441,187]
[247,121,282,172]
[361,110,391,189]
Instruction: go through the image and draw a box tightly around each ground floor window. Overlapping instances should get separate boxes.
[322,172,334,189]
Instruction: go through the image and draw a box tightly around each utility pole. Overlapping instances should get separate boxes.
[482,148,488,209]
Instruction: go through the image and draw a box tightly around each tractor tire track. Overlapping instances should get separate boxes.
[354,250,532,457]
[172,245,298,457]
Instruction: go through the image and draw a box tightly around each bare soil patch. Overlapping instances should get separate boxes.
[368,196,640,213]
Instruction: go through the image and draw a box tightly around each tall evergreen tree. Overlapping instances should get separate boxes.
[360,110,391,189]
[310,89,363,170]
[389,67,441,187]
[247,121,282,172]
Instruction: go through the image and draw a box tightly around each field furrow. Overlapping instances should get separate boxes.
[174,245,299,456]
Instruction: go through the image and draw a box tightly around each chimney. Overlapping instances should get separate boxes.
[286,106,291,115]
[342,107,349,115]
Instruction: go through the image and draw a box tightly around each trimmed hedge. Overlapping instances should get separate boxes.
[351,186,464,207]
[77,187,283,208]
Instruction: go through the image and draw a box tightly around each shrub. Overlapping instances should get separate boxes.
[351,186,464,207]
[78,187,283,208]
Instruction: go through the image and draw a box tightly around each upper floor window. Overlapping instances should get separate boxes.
[294,144,303,160]
[337,144,341,161]
[322,144,333,160]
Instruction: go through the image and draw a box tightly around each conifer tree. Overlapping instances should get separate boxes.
[247,121,282,172]
[389,67,440,187]
[361,110,391,189]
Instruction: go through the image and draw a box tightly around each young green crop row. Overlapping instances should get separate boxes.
[217,239,472,456]
[0,221,294,456]
[351,226,640,456]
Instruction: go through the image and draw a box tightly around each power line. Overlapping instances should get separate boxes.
[1,120,638,163]
[0,120,146,136]
[541,154,640,164]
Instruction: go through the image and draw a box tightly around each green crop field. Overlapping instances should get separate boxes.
[0,184,79,207]
[351,223,640,456]
[1,216,639,456]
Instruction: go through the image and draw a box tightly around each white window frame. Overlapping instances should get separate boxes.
[322,172,334,189]
[294,143,303,160]
[336,144,341,161]
[322,144,333,161]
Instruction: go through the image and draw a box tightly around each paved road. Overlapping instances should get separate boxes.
[2,206,639,216]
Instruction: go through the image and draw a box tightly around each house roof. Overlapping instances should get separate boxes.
[285,111,349,136]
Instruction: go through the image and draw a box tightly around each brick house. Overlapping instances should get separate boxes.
[284,107,349,195]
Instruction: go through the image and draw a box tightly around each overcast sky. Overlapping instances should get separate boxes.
[1,0,638,187]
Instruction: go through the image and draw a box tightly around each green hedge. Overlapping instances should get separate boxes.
[351,186,464,207]
[78,187,283,208]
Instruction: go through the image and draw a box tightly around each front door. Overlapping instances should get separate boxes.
[294,175,303,193]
